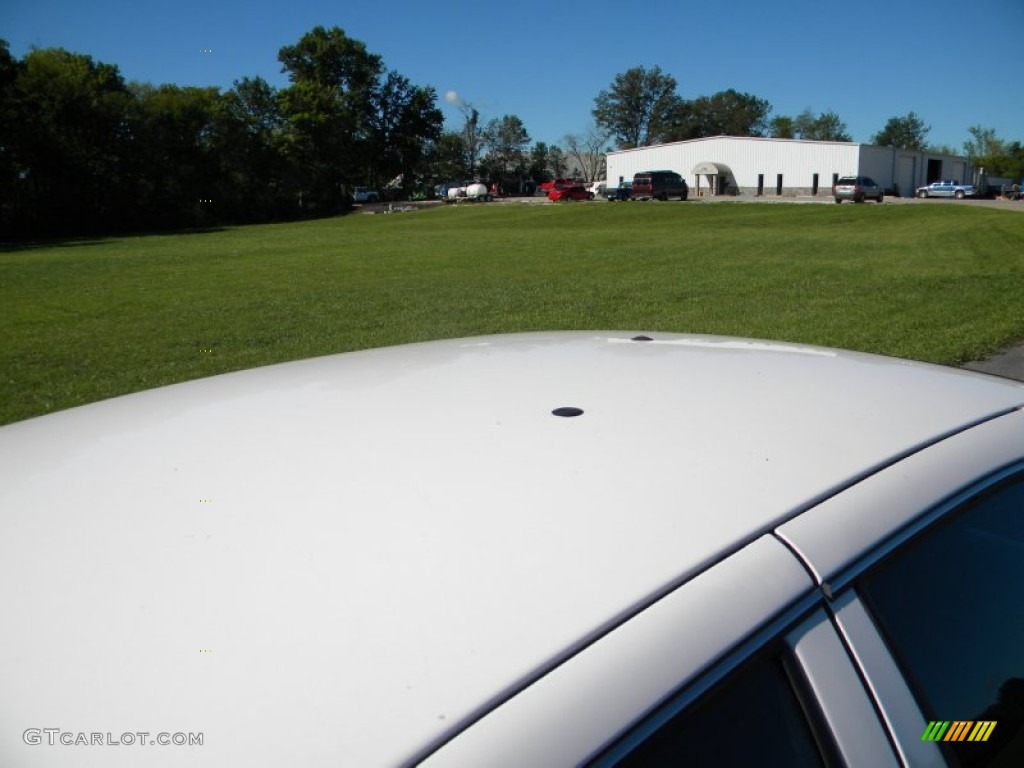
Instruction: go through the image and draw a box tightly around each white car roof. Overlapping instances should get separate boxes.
[2,331,1023,766]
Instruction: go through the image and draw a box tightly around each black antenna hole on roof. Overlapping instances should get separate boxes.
[552,407,584,418]
[632,335,653,342]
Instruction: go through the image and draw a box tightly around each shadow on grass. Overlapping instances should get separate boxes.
[0,206,373,253]
[0,226,232,253]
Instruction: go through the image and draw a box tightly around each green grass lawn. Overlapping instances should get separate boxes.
[3,201,1024,425]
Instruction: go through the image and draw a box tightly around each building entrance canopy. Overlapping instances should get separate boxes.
[693,162,730,176]
[692,162,734,196]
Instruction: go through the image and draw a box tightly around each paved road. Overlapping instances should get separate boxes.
[964,345,1024,382]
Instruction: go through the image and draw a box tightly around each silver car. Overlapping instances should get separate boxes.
[2,332,1023,766]
[833,175,884,203]
[916,179,979,199]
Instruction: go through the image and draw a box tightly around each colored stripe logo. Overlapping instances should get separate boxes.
[921,721,996,742]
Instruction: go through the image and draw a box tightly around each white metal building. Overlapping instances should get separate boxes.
[606,136,972,198]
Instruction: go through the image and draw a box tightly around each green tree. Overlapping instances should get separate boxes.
[1006,142,1024,183]
[793,109,852,142]
[277,26,383,211]
[227,76,286,136]
[963,126,1018,177]
[872,112,929,150]
[277,26,381,95]
[424,131,469,186]
[6,47,134,235]
[670,89,772,140]
[547,145,568,179]
[217,77,297,221]
[592,66,682,148]
[525,142,568,185]
[366,71,442,192]
[963,125,1004,160]
[0,40,23,234]
[768,115,796,139]
[526,141,551,185]
[482,115,530,175]
[127,83,224,228]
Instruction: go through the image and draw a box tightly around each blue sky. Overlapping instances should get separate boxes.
[5,0,1022,152]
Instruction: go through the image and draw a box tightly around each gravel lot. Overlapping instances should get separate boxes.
[359,194,1024,211]
[683,195,1024,210]
[873,196,1024,211]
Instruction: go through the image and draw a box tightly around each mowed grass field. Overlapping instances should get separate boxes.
[3,201,1024,426]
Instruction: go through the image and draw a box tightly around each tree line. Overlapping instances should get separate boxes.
[0,24,605,240]
[591,65,855,147]
[0,27,451,239]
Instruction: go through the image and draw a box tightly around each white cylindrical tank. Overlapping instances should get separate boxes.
[465,183,488,200]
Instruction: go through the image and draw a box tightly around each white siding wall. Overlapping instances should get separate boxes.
[857,146,895,189]
[606,137,972,198]
[607,137,861,197]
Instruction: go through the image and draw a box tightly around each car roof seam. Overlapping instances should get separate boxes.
[769,405,1023,592]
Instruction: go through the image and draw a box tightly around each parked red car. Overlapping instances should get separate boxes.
[539,177,580,193]
[548,185,594,202]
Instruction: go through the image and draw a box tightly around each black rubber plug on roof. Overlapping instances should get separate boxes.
[632,335,653,341]
[552,407,584,418]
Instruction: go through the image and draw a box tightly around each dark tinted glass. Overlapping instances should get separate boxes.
[859,474,1024,767]
[605,654,826,766]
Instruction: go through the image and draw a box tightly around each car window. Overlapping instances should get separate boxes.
[858,473,1024,766]
[593,650,830,766]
